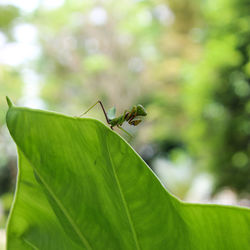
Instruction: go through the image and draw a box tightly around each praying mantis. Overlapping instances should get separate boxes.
[79,101,147,136]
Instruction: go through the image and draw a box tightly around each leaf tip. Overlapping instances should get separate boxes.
[6,96,14,108]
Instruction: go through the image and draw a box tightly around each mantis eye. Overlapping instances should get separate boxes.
[107,107,116,120]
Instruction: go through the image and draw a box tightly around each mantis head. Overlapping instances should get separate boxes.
[136,104,147,116]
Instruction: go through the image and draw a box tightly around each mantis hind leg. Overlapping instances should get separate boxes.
[79,100,110,125]
[117,125,132,137]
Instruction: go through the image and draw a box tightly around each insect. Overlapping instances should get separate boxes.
[79,101,147,136]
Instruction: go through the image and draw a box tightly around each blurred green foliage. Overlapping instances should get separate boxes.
[0,5,19,30]
[183,0,250,194]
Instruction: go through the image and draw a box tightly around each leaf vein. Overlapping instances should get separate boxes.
[33,168,92,250]
[23,238,39,250]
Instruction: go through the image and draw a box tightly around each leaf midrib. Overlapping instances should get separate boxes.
[107,142,141,250]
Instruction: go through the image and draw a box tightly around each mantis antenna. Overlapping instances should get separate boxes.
[79,100,110,125]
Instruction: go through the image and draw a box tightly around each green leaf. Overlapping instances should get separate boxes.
[6,105,250,250]
[107,106,116,120]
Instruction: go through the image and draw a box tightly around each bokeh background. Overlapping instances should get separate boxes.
[0,0,250,247]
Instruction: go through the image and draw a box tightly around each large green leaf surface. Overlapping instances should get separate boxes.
[6,100,250,250]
